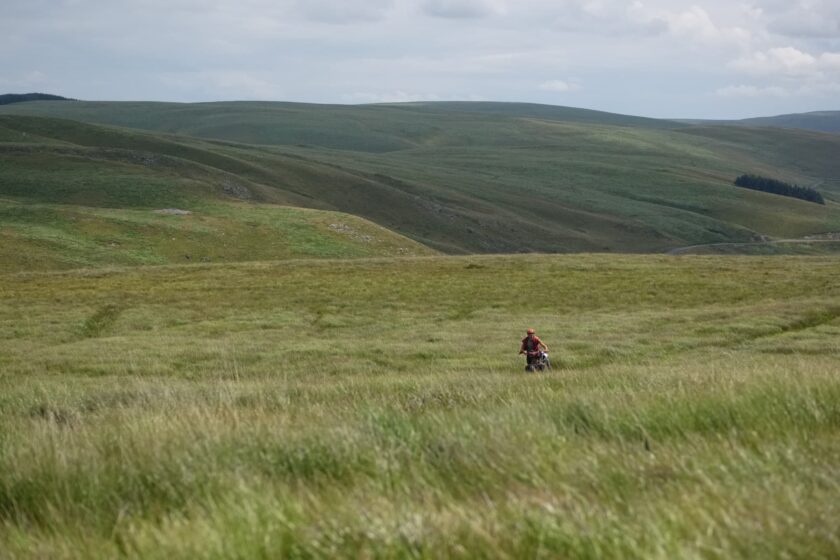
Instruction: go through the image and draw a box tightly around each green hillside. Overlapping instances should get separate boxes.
[0,199,435,271]
[0,100,681,150]
[0,93,71,106]
[390,100,684,128]
[0,117,435,270]
[740,111,840,134]
[681,111,840,135]
[2,103,840,266]
[678,125,840,189]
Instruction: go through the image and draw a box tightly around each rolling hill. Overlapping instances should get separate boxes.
[739,111,840,134]
[0,100,683,152]
[0,93,71,106]
[2,101,840,270]
[0,116,435,270]
[681,110,840,135]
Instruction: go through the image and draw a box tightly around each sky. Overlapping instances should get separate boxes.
[2,0,839,119]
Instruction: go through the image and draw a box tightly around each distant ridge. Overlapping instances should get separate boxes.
[377,101,684,129]
[680,110,840,135]
[0,93,71,106]
[739,111,840,134]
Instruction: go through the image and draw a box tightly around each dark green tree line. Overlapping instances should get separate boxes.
[734,174,825,205]
[0,93,71,106]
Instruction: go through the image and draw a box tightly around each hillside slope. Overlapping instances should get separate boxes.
[740,111,840,134]
[2,104,840,263]
[0,101,682,151]
[681,111,840,135]
[676,126,840,196]
[0,117,435,271]
[0,93,71,106]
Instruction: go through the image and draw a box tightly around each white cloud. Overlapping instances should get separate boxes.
[549,2,754,46]
[765,1,840,38]
[0,70,50,90]
[657,5,752,47]
[729,47,840,78]
[664,6,717,37]
[343,91,445,103]
[2,0,840,118]
[729,46,817,76]
[716,80,840,99]
[715,84,789,97]
[539,79,582,93]
[420,0,506,19]
[544,0,668,37]
[722,44,840,105]
[294,0,396,23]
[158,71,286,100]
[821,52,840,71]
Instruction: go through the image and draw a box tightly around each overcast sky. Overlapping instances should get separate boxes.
[2,0,839,118]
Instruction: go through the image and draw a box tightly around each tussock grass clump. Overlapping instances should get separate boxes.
[1,254,839,558]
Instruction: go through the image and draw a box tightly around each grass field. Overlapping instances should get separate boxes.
[1,254,839,558]
[0,198,434,271]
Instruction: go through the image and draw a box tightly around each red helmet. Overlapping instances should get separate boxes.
[527,328,535,335]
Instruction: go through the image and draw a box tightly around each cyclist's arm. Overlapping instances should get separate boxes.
[540,341,549,352]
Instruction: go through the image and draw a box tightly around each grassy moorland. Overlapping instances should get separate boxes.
[0,116,435,270]
[1,254,839,558]
[2,102,838,558]
[0,101,682,149]
[685,110,840,135]
[739,110,840,134]
[2,103,840,259]
[0,197,434,271]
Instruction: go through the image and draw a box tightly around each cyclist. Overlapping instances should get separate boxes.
[519,328,549,370]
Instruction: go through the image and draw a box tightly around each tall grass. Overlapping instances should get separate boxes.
[1,254,839,558]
